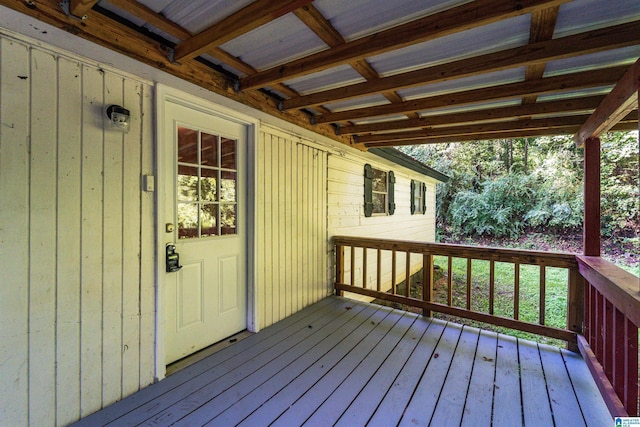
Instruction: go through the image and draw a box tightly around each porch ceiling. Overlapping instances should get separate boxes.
[4,0,639,149]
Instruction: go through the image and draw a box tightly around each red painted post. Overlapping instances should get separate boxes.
[583,137,601,256]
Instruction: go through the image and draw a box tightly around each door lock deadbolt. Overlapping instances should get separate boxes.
[166,244,182,273]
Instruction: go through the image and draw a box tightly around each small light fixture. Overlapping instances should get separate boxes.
[105,104,130,133]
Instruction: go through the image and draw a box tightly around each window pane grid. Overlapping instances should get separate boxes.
[177,126,238,239]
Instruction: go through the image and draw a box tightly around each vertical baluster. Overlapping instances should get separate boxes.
[376,249,382,292]
[595,290,604,364]
[447,256,453,306]
[423,254,433,317]
[539,265,546,325]
[567,268,584,352]
[466,258,472,310]
[362,247,368,289]
[336,244,344,296]
[514,263,520,320]
[624,318,638,416]
[590,284,597,350]
[350,246,355,287]
[603,300,614,381]
[405,251,411,298]
[391,250,397,295]
[489,260,495,315]
[613,308,625,406]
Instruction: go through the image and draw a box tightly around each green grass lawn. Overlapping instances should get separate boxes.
[431,256,569,347]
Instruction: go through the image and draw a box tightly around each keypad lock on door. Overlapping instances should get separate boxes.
[166,244,182,272]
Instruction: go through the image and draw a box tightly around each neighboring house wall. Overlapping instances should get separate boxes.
[327,152,438,291]
[256,126,330,329]
[0,34,155,425]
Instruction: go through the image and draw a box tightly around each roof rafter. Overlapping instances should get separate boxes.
[240,0,570,90]
[293,4,419,119]
[576,58,640,146]
[69,0,98,18]
[357,113,637,143]
[339,95,606,135]
[364,122,638,147]
[173,0,313,63]
[316,65,629,124]
[521,6,559,105]
[282,20,640,110]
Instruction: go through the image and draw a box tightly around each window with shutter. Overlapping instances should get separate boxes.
[411,179,426,214]
[364,164,393,216]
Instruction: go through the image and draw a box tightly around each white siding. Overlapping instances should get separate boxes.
[256,126,329,329]
[328,153,438,291]
[0,35,155,426]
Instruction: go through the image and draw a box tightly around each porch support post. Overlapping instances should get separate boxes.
[583,137,601,256]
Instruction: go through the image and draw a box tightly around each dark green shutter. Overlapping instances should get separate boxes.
[388,171,396,215]
[410,180,416,214]
[364,164,373,217]
[421,182,427,215]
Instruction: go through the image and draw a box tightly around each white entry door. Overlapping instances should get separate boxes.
[164,101,247,365]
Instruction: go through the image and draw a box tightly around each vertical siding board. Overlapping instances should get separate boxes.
[284,140,292,317]
[263,133,274,327]
[121,79,142,396]
[0,38,30,426]
[55,56,83,426]
[28,48,58,426]
[80,64,105,416]
[102,72,125,407]
[255,132,267,329]
[138,84,155,389]
[277,137,286,321]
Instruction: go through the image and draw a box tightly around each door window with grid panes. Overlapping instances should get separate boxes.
[177,126,237,238]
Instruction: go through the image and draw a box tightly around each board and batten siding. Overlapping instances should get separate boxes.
[328,153,438,291]
[0,34,155,426]
[256,126,330,329]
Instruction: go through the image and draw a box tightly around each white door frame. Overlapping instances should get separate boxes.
[155,84,259,380]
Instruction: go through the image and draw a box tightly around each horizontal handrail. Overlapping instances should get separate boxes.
[333,235,579,269]
[577,255,640,326]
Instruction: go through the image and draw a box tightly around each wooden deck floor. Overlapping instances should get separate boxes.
[74,296,611,426]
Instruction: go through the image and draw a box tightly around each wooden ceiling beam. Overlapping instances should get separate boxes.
[0,0,351,147]
[356,113,637,143]
[173,0,313,63]
[521,6,559,105]
[576,58,640,146]
[315,65,629,124]
[240,0,570,90]
[282,20,640,110]
[69,0,98,18]
[293,4,418,119]
[357,116,591,143]
[364,122,638,148]
[103,0,316,108]
[339,95,606,135]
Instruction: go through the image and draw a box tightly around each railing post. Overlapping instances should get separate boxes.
[422,254,433,317]
[335,244,344,296]
[567,267,585,352]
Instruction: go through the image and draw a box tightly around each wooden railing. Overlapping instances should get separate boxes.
[577,256,639,417]
[333,236,640,416]
[333,236,583,348]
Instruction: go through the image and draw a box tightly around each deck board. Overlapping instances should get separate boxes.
[460,330,498,426]
[74,296,611,427]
